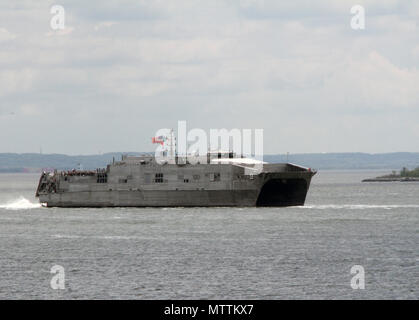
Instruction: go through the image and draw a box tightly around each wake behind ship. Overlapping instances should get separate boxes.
[36,149,316,207]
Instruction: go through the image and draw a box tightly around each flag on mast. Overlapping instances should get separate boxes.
[152,136,166,146]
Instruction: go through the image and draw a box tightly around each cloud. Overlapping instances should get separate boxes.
[0,28,16,42]
[94,21,117,31]
[0,0,418,154]
[45,26,74,37]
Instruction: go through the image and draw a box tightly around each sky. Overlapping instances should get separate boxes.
[0,0,418,155]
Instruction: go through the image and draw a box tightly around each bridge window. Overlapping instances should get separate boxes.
[155,173,164,183]
[97,173,107,183]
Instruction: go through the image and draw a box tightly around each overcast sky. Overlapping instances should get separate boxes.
[0,0,418,155]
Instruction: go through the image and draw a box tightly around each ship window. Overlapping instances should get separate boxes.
[193,174,200,180]
[184,179,189,183]
[119,178,128,183]
[97,173,108,183]
[210,173,220,182]
[155,173,164,183]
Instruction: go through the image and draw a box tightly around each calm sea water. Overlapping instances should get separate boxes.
[0,171,417,299]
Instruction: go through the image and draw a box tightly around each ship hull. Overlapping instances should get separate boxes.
[36,160,315,208]
[38,177,313,208]
[39,189,259,207]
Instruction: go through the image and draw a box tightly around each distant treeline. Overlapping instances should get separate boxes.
[400,167,419,177]
[0,152,418,172]
[382,167,419,178]
[264,152,419,170]
[0,152,144,172]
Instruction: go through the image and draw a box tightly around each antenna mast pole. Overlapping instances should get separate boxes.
[170,129,174,158]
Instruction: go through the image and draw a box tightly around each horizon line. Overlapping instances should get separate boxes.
[1,151,419,157]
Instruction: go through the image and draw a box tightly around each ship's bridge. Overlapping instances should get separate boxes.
[207,150,235,160]
[118,151,266,167]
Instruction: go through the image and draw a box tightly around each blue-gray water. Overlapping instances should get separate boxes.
[0,171,417,299]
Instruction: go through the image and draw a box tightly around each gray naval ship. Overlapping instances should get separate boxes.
[36,150,316,208]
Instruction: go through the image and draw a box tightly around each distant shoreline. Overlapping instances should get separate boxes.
[1,152,418,172]
[362,177,419,182]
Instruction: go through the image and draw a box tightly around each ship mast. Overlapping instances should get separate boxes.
[169,129,174,158]
[168,129,176,163]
